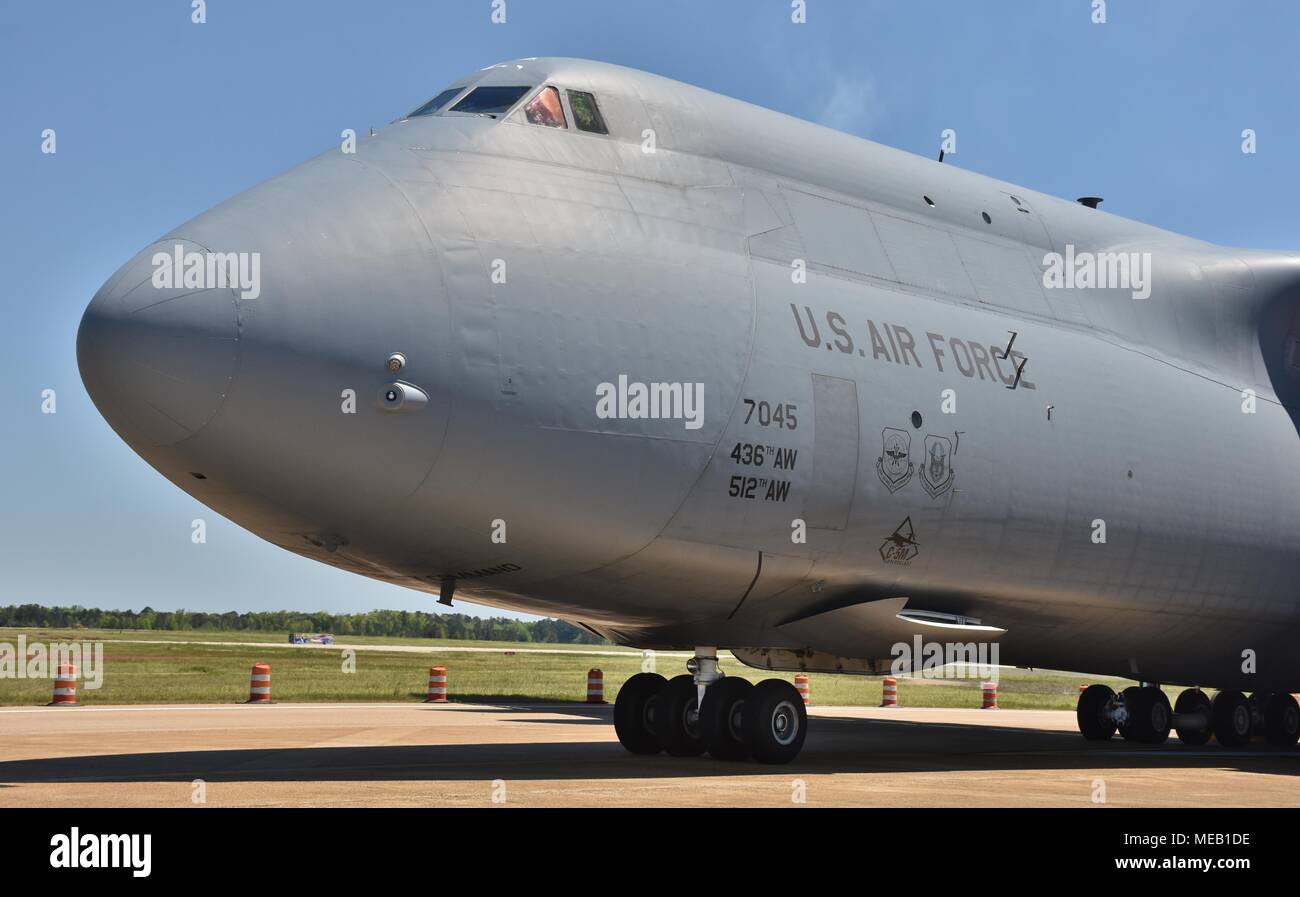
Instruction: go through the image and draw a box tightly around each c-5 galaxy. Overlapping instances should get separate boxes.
[78,58,1300,763]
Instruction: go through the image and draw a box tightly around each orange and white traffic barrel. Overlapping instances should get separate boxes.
[246,662,272,704]
[794,673,810,705]
[49,663,78,706]
[587,669,605,703]
[1079,683,1089,694]
[425,665,448,703]
[981,680,998,709]
[881,676,898,707]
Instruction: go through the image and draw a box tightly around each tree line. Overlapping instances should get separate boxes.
[0,604,605,644]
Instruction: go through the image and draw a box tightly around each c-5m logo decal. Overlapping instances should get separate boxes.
[879,517,919,565]
[920,434,955,499]
[876,427,914,493]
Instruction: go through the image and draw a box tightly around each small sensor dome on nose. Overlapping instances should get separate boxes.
[386,352,406,373]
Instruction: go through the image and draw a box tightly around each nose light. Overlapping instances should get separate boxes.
[378,381,428,412]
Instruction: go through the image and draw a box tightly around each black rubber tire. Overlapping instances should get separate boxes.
[1211,689,1252,747]
[1263,692,1300,746]
[1125,687,1172,745]
[1076,683,1118,740]
[742,678,808,764]
[1173,688,1212,746]
[613,672,667,755]
[700,676,752,761]
[654,674,706,757]
[1248,692,1268,736]
[1117,686,1144,741]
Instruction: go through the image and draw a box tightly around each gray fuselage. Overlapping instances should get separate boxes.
[78,58,1300,693]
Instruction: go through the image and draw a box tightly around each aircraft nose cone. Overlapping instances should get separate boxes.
[77,238,241,447]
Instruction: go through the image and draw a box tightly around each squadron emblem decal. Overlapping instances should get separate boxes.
[920,434,955,499]
[876,427,914,493]
[879,516,919,565]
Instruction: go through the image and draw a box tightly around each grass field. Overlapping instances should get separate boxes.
[0,627,633,652]
[0,627,1140,709]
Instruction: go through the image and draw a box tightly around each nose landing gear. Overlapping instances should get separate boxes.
[613,648,808,764]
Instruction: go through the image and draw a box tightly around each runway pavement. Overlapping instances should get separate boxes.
[0,702,1295,807]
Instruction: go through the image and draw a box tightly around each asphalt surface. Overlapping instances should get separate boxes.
[0,702,1295,807]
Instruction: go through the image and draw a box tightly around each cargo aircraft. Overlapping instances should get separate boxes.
[78,59,1300,762]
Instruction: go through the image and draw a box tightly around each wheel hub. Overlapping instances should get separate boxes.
[727,703,745,741]
[771,700,799,746]
[683,703,700,738]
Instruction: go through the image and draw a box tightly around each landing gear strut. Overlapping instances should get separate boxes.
[612,648,808,764]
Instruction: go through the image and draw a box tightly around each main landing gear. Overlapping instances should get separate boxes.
[1076,683,1300,747]
[613,648,808,764]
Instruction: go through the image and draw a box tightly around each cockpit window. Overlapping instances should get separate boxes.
[449,85,531,117]
[408,87,465,118]
[524,86,566,128]
[567,90,608,135]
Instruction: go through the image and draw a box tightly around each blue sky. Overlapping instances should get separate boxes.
[2,0,1297,616]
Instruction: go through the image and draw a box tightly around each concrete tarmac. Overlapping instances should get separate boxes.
[0,702,1295,807]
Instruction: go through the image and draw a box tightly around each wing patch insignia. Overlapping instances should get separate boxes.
[920,434,955,499]
[876,427,914,493]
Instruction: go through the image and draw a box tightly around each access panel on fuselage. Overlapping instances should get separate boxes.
[660,261,865,559]
[806,374,860,531]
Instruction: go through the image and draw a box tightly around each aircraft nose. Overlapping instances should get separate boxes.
[77,238,242,447]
